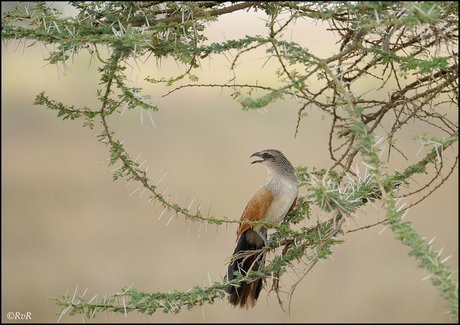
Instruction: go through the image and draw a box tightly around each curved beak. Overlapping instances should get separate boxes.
[250,151,264,164]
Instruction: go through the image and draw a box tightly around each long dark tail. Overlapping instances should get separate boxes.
[225,230,265,308]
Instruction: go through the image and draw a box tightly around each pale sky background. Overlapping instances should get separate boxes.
[2,2,458,323]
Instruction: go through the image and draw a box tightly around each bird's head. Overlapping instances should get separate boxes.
[251,149,281,164]
[250,149,292,167]
[250,149,297,180]
[251,149,297,182]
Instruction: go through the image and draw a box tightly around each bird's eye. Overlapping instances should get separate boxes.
[263,153,269,158]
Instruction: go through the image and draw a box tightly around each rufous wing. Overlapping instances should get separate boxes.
[236,185,272,239]
[287,196,298,215]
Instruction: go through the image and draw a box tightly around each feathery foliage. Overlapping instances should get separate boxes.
[2,1,457,321]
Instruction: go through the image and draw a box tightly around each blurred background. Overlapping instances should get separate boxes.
[2,2,458,323]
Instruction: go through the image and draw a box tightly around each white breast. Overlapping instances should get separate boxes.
[256,179,298,229]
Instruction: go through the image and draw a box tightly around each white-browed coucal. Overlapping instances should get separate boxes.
[226,149,299,308]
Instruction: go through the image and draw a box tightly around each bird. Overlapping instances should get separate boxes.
[226,149,299,308]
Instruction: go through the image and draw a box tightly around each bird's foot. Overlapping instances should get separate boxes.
[256,230,276,251]
[268,226,290,248]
